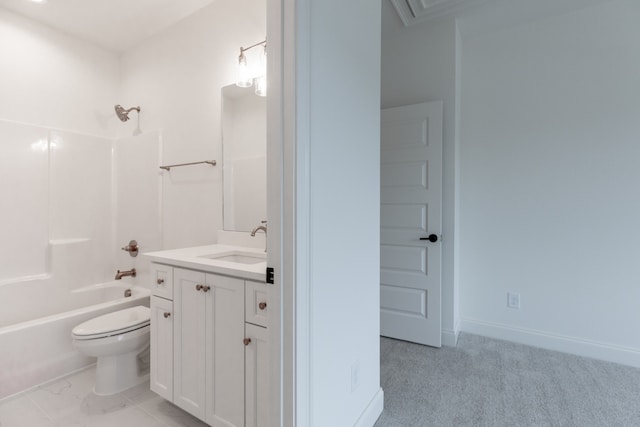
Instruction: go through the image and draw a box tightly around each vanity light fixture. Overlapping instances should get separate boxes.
[236,39,267,96]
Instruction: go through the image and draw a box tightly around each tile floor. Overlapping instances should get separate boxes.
[0,366,208,427]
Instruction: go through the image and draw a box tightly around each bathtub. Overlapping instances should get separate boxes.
[0,282,150,400]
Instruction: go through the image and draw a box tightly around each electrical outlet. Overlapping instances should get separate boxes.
[507,292,521,309]
[351,361,360,392]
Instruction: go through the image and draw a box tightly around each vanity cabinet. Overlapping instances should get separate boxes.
[149,263,271,427]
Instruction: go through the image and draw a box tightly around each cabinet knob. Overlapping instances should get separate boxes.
[243,338,252,346]
[156,278,165,285]
[258,302,267,310]
[163,312,171,318]
[195,284,203,291]
[202,285,211,292]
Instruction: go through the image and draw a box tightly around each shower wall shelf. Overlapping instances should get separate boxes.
[159,160,217,171]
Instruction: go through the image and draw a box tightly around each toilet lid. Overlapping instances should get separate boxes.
[73,305,150,340]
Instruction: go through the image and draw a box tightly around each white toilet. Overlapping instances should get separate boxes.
[72,305,151,395]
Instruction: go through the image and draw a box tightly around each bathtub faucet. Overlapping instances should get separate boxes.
[115,268,136,280]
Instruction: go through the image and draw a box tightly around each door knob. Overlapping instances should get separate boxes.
[195,284,203,291]
[201,285,210,292]
[164,312,171,318]
[420,234,438,242]
[258,302,267,310]
[243,338,252,346]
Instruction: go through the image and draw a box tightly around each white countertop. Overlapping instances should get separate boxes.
[143,244,267,282]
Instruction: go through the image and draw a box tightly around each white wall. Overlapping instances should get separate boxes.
[381,13,459,345]
[458,0,640,365]
[294,0,383,425]
[118,0,266,249]
[0,7,119,136]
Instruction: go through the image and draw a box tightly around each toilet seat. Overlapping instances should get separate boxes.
[73,306,150,340]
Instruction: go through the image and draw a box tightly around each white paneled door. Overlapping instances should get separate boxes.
[381,101,443,347]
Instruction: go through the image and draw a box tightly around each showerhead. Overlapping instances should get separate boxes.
[115,104,140,122]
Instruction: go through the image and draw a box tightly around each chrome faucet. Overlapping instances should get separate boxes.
[251,221,267,252]
[115,268,136,280]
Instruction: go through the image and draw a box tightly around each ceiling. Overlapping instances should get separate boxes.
[0,0,216,52]
[0,0,474,53]
[383,0,614,39]
[1,0,613,53]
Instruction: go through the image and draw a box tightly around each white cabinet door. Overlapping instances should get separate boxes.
[150,296,173,401]
[205,274,245,427]
[173,268,207,420]
[245,323,270,427]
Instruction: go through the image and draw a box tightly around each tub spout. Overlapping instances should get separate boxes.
[115,268,136,280]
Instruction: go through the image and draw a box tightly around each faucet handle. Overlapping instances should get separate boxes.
[121,240,139,257]
[261,220,267,224]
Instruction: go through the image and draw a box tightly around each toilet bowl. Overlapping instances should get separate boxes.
[72,305,150,395]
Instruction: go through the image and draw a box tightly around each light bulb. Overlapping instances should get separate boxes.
[260,44,267,76]
[236,51,253,88]
[254,75,267,97]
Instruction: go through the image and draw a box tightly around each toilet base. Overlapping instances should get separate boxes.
[94,345,150,396]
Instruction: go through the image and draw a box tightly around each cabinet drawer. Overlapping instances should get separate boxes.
[245,281,270,328]
[151,264,173,299]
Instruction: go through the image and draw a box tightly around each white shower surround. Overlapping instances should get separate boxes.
[0,120,161,400]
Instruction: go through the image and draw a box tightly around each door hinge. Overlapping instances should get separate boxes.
[266,267,274,284]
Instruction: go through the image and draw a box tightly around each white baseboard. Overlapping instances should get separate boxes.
[353,388,384,427]
[460,317,640,368]
[442,328,459,347]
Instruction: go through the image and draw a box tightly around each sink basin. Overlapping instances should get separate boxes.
[199,251,266,265]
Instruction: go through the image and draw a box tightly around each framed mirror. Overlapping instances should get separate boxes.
[221,84,267,231]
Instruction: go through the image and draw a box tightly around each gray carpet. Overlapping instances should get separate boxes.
[375,334,640,427]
